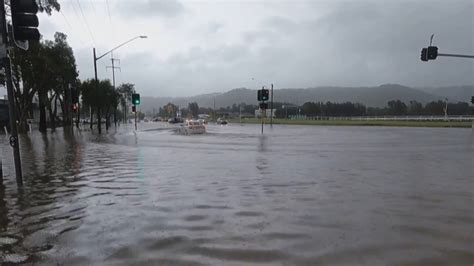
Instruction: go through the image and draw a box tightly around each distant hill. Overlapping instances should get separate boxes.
[416,86,472,102]
[140,84,472,113]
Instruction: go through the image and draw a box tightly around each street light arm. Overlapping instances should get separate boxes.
[96,36,147,61]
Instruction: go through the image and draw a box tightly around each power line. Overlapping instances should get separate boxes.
[75,0,96,46]
[88,0,98,19]
[105,0,112,23]
[59,9,88,47]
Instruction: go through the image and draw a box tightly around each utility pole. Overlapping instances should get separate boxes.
[257,86,269,134]
[93,36,147,132]
[92,48,97,131]
[0,0,22,185]
[106,53,120,127]
[270,83,273,127]
[106,53,120,89]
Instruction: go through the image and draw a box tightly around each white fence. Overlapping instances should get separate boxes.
[300,115,474,121]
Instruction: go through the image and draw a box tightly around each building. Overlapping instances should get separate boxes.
[254,109,276,118]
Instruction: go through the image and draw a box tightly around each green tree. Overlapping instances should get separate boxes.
[81,79,114,133]
[424,101,445,115]
[408,100,424,115]
[164,103,178,118]
[188,102,199,118]
[387,100,408,115]
[117,83,136,122]
[0,1,62,132]
[37,0,61,15]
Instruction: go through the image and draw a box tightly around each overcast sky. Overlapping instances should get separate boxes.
[35,0,473,97]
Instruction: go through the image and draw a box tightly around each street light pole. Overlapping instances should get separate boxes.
[270,83,273,127]
[92,35,147,133]
[92,48,98,131]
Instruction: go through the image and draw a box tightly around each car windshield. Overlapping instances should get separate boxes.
[0,0,472,265]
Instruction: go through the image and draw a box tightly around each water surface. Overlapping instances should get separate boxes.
[0,123,472,265]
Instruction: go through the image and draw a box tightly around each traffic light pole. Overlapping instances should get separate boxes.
[134,105,137,131]
[0,0,23,186]
[437,53,474,59]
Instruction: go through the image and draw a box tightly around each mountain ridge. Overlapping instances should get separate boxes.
[140,84,472,112]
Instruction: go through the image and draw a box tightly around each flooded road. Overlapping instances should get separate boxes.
[0,123,472,265]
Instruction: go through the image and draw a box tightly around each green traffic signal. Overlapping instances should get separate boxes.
[262,89,269,101]
[132,93,140,105]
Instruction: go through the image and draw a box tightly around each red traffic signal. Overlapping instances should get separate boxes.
[132,106,136,113]
[72,103,78,112]
[71,87,78,104]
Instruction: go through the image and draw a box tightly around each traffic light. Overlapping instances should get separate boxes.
[257,90,262,101]
[427,46,438,60]
[420,48,428,62]
[11,0,40,41]
[132,106,136,113]
[72,103,78,112]
[71,87,78,104]
[132,93,140,105]
[259,103,268,109]
[471,96,474,104]
[261,89,269,101]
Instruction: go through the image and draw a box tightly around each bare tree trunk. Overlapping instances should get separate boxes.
[53,94,59,128]
[90,107,93,130]
[114,106,117,127]
[63,85,69,125]
[38,90,47,133]
[105,106,110,131]
[97,107,101,134]
[47,99,55,130]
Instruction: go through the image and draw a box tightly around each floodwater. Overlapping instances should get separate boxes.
[0,123,472,265]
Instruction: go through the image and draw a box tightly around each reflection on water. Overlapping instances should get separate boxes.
[0,123,472,265]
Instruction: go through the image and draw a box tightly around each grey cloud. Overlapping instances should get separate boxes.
[76,0,473,97]
[116,0,185,18]
[248,0,473,87]
[207,22,224,34]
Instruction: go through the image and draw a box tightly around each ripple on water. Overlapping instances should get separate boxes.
[234,211,263,217]
[187,246,289,263]
[0,253,29,264]
[0,236,19,246]
[183,215,208,222]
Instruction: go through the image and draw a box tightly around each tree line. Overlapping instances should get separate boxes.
[0,31,138,133]
[153,102,203,119]
[196,100,471,118]
[293,100,471,117]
